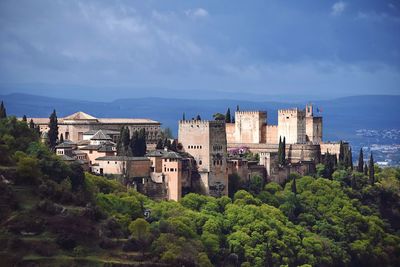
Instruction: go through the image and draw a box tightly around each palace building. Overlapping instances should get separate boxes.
[29,111,161,148]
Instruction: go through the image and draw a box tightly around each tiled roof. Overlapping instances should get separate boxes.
[84,129,119,135]
[63,111,98,121]
[95,156,149,161]
[55,142,74,149]
[91,130,112,140]
[80,145,101,150]
[161,151,182,159]
[146,150,165,157]
[98,144,116,152]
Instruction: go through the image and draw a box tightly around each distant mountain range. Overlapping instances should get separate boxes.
[1,93,399,143]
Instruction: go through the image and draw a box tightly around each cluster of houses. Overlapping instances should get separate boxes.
[31,107,347,201]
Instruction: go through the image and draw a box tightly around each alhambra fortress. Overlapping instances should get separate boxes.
[30,104,348,200]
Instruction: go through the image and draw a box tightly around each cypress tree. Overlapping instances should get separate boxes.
[225,108,231,123]
[59,133,64,143]
[116,127,124,155]
[357,148,364,173]
[121,127,130,156]
[291,176,297,195]
[0,101,6,119]
[364,163,368,176]
[236,105,240,111]
[232,115,235,123]
[29,119,35,129]
[156,138,163,149]
[170,140,178,152]
[163,138,172,150]
[137,128,147,156]
[196,114,201,120]
[130,131,138,156]
[282,137,286,165]
[324,151,334,179]
[22,115,27,122]
[351,174,356,189]
[278,137,282,166]
[48,109,59,150]
[182,113,186,120]
[349,148,353,170]
[369,153,375,184]
[339,141,344,164]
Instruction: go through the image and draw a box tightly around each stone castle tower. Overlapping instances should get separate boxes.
[234,111,267,143]
[305,104,323,144]
[277,108,307,144]
[178,120,228,196]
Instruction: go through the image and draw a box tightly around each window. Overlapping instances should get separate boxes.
[107,161,110,164]
[115,162,117,164]
[199,160,202,165]
[90,150,93,154]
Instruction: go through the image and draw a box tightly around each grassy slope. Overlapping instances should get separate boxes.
[0,180,161,267]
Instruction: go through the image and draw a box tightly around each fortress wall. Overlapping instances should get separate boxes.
[265,125,278,144]
[226,123,235,143]
[286,144,321,164]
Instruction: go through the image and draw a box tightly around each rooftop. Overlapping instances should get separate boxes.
[91,130,112,140]
[64,111,98,121]
[95,156,149,161]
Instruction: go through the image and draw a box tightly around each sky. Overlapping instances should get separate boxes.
[0,0,399,101]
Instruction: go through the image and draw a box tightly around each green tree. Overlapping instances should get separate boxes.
[369,153,375,184]
[248,174,264,195]
[47,109,59,150]
[15,152,41,184]
[22,115,27,122]
[213,113,225,121]
[69,162,85,191]
[170,140,177,152]
[129,218,151,256]
[196,114,202,120]
[278,136,282,165]
[156,138,164,149]
[357,148,364,172]
[136,128,147,156]
[129,130,138,156]
[0,101,6,119]
[228,173,241,198]
[29,119,35,129]
[339,141,344,164]
[282,137,286,164]
[225,108,231,123]
[364,163,368,176]
[291,175,297,194]
[182,112,186,120]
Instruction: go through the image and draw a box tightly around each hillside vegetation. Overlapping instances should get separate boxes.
[0,116,400,266]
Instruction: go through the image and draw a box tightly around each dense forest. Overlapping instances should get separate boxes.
[0,114,400,266]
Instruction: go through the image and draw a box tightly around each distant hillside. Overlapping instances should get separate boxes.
[1,93,399,142]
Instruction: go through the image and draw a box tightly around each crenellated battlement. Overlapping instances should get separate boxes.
[179,120,225,125]
[235,110,266,115]
[278,108,301,114]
